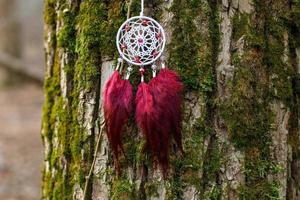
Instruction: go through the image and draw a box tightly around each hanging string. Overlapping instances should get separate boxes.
[140,0,144,16]
[127,0,133,19]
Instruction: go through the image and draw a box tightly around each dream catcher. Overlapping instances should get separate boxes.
[103,0,183,176]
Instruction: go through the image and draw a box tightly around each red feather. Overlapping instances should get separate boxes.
[135,82,169,174]
[136,68,183,176]
[150,69,184,152]
[103,70,133,172]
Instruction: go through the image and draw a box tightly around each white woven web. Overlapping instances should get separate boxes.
[117,17,165,66]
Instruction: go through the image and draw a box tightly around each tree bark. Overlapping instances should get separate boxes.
[42,0,300,199]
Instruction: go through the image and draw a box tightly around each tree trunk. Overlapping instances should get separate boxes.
[41,0,300,199]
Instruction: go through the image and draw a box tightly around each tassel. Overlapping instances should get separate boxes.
[103,70,133,173]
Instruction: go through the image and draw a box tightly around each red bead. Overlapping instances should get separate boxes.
[138,38,144,44]
[139,67,145,75]
[156,33,162,39]
[152,50,159,57]
[121,44,127,49]
[135,56,141,63]
[125,24,131,31]
[142,19,149,26]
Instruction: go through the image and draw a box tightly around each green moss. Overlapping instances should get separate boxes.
[43,0,107,198]
[166,159,183,200]
[166,0,222,198]
[42,49,74,199]
[287,1,300,198]
[111,179,136,200]
[163,117,210,199]
[219,0,293,198]
[44,0,57,33]
[287,0,300,149]
[209,186,221,200]
[57,4,78,55]
[232,13,249,42]
[203,139,221,185]
[41,46,60,198]
[238,182,281,200]
[144,181,160,199]
[102,0,126,56]
[207,0,220,69]
[168,0,204,90]
[74,0,106,90]
[200,1,222,198]
[221,72,274,150]
[289,0,300,47]
[177,118,206,188]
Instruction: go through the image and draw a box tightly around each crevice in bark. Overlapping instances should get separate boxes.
[287,1,300,198]
[201,0,221,198]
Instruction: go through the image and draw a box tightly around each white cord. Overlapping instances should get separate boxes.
[140,0,144,16]
[152,64,157,77]
[115,58,123,71]
[125,65,133,80]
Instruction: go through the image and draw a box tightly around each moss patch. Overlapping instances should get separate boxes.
[220,0,293,199]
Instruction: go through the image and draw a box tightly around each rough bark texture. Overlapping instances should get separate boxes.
[42,0,300,199]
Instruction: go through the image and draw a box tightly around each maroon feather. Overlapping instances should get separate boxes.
[103,70,133,172]
[135,82,169,174]
[150,69,184,153]
[136,68,183,176]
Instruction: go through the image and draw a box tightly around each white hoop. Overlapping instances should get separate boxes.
[116,16,166,66]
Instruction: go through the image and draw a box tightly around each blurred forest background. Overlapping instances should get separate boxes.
[0,0,43,199]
